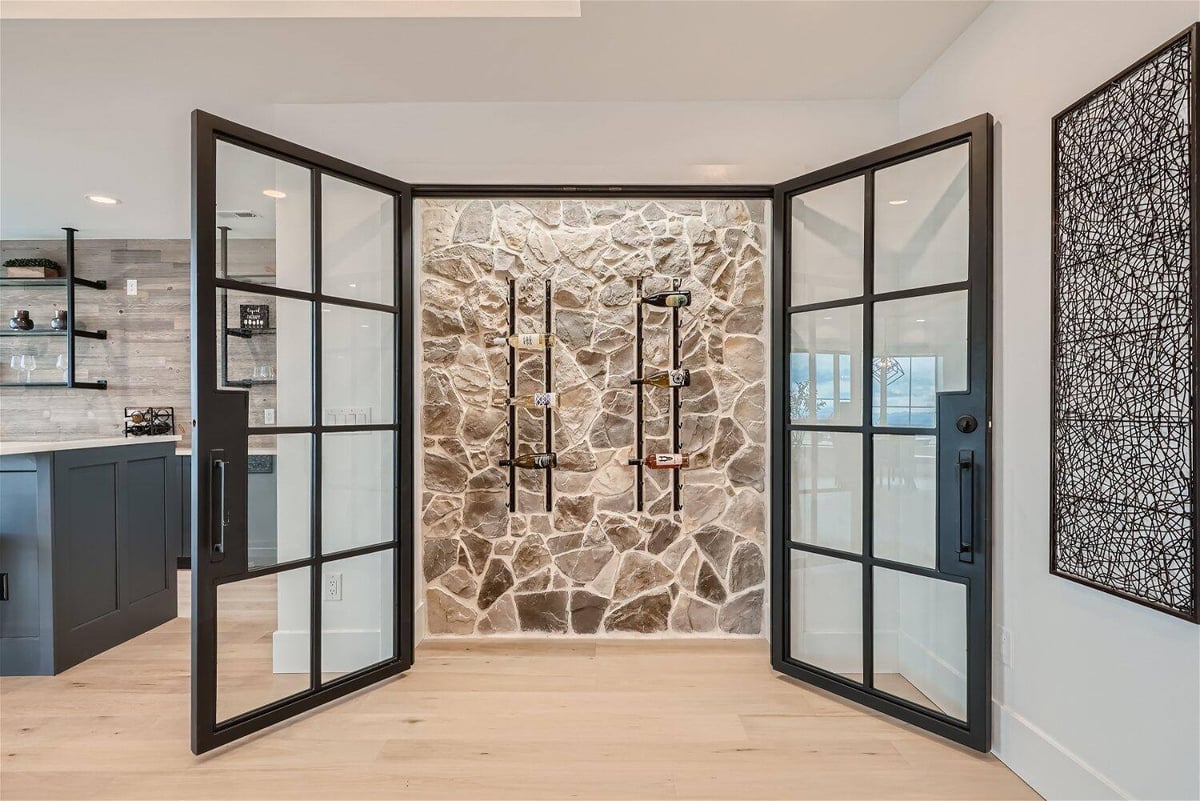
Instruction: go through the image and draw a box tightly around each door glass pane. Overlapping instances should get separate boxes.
[321,304,395,425]
[322,431,395,555]
[242,434,313,569]
[791,431,862,553]
[322,175,395,306]
[873,291,967,427]
[873,434,937,568]
[321,550,395,680]
[216,141,312,292]
[790,177,864,305]
[216,568,311,723]
[218,289,313,427]
[873,567,967,721]
[789,306,861,425]
[789,551,861,680]
[874,144,969,294]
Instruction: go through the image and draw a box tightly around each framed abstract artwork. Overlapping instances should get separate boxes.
[1051,24,1199,623]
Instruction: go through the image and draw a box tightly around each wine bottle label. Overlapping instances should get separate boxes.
[662,293,689,308]
[651,453,685,467]
[490,333,554,349]
[532,392,556,407]
[530,454,554,469]
[668,369,689,387]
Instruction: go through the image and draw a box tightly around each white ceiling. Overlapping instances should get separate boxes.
[0,0,991,238]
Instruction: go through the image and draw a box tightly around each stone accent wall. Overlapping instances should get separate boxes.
[419,199,768,636]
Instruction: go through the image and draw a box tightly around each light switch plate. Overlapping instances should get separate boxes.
[263,408,276,425]
[126,279,137,295]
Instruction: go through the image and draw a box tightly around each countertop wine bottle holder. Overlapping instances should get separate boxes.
[628,276,684,513]
[500,278,553,513]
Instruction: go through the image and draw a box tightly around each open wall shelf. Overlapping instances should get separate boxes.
[0,228,108,389]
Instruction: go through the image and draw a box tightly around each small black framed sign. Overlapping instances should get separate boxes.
[238,303,270,330]
[1050,24,1199,623]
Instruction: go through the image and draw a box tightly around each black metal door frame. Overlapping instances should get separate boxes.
[191,110,415,755]
[769,114,994,751]
[192,110,993,754]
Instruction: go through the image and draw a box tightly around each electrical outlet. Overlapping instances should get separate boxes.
[126,279,137,295]
[263,408,276,425]
[1000,627,1013,667]
[323,572,342,602]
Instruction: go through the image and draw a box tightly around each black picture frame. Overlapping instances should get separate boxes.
[1050,23,1200,624]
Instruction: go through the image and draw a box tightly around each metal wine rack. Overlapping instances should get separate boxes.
[629,276,684,513]
[501,278,553,513]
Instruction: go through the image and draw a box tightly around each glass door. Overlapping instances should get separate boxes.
[770,115,992,750]
[190,111,414,754]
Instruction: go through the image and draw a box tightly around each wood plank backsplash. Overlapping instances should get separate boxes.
[0,238,274,446]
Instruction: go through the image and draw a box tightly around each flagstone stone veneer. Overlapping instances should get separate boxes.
[419,198,767,636]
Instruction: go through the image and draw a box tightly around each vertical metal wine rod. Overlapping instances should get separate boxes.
[672,277,682,512]
[543,278,553,513]
[506,277,517,513]
[633,277,645,511]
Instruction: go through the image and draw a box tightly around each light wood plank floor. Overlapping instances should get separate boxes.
[0,576,1038,801]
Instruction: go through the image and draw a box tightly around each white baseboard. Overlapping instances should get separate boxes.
[272,629,391,674]
[993,701,1129,800]
[414,599,426,646]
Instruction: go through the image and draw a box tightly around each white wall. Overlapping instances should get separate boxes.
[899,4,1200,799]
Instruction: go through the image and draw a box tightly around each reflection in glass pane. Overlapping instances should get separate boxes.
[216,141,311,292]
[322,431,395,555]
[216,569,311,724]
[873,567,967,721]
[218,289,313,427]
[791,431,862,553]
[322,175,395,306]
[875,144,969,294]
[789,551,862,680]
[321,304,395,425]
[321,551,395,680]
[790,177,864,305]
[789,306,861,425]
[873,435,937,568]
[873,291,967,427]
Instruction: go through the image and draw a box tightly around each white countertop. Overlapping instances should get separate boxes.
[0,435,182,457]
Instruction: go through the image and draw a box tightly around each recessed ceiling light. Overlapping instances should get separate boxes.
[348,283,357,288]
[86,194,121,205]
[888,199,908,206]
[916,318,926,323]
[262,189,287,199]
[360,324,370,329]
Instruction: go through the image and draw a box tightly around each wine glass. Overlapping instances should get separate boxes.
[56,353,68,382]
[19,353,37,383]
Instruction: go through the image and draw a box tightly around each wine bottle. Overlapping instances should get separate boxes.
[501,452,557,470]
[631,368,690,388]
[627,453,690,469]
[639,290,691,308]
[490,333,555,349]
[494,392,558,409]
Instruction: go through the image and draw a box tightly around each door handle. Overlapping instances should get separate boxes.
[211,453,228,557]
[957,449,974,563]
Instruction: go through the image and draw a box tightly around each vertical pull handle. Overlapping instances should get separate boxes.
[957,449,974,563]
[211,453,228,557]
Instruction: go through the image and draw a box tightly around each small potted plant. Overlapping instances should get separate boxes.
[3,258,63,278]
